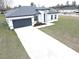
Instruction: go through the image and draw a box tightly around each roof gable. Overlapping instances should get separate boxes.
[36,7,50,10]
[47,9,58,14]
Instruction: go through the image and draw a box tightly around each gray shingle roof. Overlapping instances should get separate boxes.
[5,6,57,18]
[36,7,50,10]
[5,6,40,18]
[47,9,58,14]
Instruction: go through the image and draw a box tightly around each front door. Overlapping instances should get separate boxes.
[44,13,45,22]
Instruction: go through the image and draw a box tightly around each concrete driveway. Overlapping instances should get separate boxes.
[15,26,79,59]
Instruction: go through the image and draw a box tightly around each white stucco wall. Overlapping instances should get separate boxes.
[6,18,13,29]
[6,16,34,29]
[38,10,49,23]
[38,13,44,23]
[54,14,59,21]
[47,14,58,22]
[38,11,45,23]
[38,10,59,23]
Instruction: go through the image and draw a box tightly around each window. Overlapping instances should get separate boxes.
[55,15,57,19]
[34,16,38,21]
[51,15,53,20]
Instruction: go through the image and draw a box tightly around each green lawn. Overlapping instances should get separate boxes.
[40,16,79,53]
[0,14,30,59]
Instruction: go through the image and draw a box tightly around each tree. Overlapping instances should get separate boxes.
[6,5,11,10]
[60,4,64,9]
[0,0,11,13]
[31,2,36,7]
[56,4,60,7]
[66,1,69,6]
[72,1,76,6]
[0,0,5,10]
[0,0,8,9]
[61,4,64,7]
[77,5,79,9]
[1,0,12,9]
[18,5,22,7]
[31,2,34,6]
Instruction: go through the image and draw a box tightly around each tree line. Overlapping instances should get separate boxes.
[56,1,77,7]
[0,0,79,12]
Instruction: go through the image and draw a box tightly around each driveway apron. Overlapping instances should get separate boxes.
[15,27,79,59]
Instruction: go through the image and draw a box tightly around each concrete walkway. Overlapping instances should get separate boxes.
[15,27,79,59]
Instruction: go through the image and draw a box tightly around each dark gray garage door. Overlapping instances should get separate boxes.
[12,18,32,28]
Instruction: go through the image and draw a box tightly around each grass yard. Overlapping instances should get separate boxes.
[0,14,30,59]
[40,16,79,53]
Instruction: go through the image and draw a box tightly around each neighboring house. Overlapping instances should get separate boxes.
[52,5,78,14]
[60,6,78,14]
[5,6,58,29]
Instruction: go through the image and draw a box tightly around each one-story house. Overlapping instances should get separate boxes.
[52,5,78,14]
[59,6,78,14]
[5,6,58,29]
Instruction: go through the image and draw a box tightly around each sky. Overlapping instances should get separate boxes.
[9,0,79,7]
